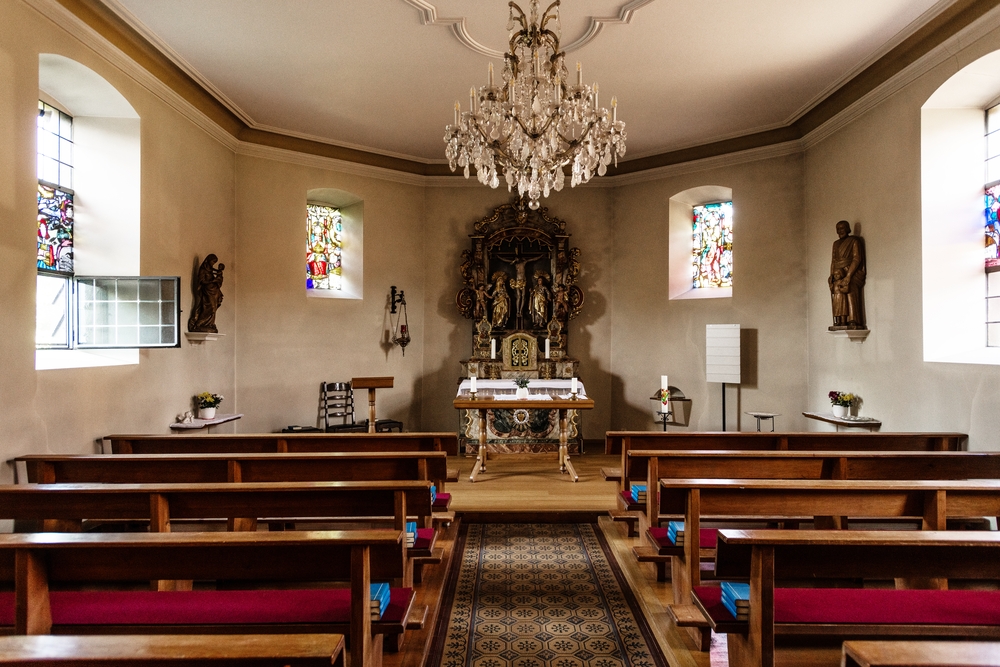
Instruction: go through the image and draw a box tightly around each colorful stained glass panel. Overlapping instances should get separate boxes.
[692,201,733,289]
[306,203,342,290]
[37,183,74,273]
[987,183,1000,272]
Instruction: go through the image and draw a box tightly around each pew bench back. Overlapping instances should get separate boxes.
[106,432,459,456]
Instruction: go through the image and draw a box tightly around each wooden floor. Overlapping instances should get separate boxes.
[386,449,726,667]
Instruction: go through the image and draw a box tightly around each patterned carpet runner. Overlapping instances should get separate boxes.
[431,523,667,667]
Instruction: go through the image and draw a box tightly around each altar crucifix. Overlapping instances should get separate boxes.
[454,197,587,456]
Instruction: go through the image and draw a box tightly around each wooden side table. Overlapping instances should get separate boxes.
[351,377,393,433]
[170,413,243,432]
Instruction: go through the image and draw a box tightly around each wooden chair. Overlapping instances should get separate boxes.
[322,382,402,433]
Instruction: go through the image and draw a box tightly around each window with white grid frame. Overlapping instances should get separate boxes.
[985,103,1000,346]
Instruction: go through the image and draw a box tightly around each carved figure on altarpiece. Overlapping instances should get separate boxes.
[455,197,585,344]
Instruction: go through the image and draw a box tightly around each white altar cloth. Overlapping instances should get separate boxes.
[456,379,587,399]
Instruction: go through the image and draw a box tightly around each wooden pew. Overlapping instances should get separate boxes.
[634,450,1000,529]
[0,480,435,596]
[0,634,346,666]
[0,530,406,667]
[14,451,453,516]
[842,640,1000,667]
[657,478,1000,650]
[106,432,460,457]
[606,432,969,534]
[704,530,1000,667]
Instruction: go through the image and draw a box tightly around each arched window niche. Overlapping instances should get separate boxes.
[668,185,734,300]
[36,54,142,370]
[921,50,1000,364]
[305,188,363,300]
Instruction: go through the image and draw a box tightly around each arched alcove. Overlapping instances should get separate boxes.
[306,188,364,300]
[668,185,733,300]
[921,50,1000,364]
[36,54,143,370]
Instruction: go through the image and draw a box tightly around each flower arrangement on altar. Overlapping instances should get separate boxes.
[513,376,530,389]
[196,392,224,408]
[828,391,855,407]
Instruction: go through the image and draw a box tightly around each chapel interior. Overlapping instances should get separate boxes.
[5,1,1000,666]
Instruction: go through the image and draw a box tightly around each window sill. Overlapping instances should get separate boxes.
[35,349,139,370]
[670,287,733,300]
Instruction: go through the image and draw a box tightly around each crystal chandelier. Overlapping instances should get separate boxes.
[444,0,626,210]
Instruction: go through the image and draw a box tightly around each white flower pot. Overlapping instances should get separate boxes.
[516,387,529,399]
[831,404,848,419]
[199,407,217,420]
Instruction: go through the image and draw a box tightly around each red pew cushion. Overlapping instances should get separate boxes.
[0,588,412,628]
[693,586,1000,626]
[648,526,718,548]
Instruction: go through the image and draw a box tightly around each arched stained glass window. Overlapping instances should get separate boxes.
[692,201,733,289]
[306,203,342,291]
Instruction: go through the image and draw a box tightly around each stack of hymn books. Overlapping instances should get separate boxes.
[721,581,749,621]
[405,521,417,548]
[370,582,390,620]
[430,485,437,504]
[630,484,647,503]
[667,521,685,546]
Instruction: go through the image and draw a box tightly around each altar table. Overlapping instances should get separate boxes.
[454,383,594,482]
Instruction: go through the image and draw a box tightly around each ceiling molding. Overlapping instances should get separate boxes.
[401,0,656,59]
[235,142,428,188]
[30,0,1000,182]
[24,0,239,151]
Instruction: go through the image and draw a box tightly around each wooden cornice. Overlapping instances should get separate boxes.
[58,0,1000,178]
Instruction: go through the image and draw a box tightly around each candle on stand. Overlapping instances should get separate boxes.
[545,338,550,359]
[470,376,477,393]
[490,339,496,359]
[571,377,578,394]
[661,375,669,391]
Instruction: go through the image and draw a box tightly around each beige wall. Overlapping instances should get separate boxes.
[6,0,1000,473]
[0,1,236,483]
[804,24,1000,448]
[233,155,425,432]
[611,154,809,431]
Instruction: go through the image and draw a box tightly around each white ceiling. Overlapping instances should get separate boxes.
[106,0,950,164]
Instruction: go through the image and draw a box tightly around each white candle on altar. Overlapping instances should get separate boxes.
[661,375,669,391]
[470,376,477,393]
[545,338,550,359]
[490,339,496,359]
[571,377,578,394]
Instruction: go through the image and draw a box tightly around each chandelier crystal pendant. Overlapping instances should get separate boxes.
[444,0,626,210]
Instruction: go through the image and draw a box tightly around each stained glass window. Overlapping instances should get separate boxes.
[692,201,733,289]
[37,183,74,273]
[306,203,342,291]
[986,105,1000,346]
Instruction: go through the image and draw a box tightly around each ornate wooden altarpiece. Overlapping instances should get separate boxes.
[456,197,585,455]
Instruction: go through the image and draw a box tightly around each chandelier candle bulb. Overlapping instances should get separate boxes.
[454,102,460,126]
[594,83,599,111]
[488,62,494,86]
[612,97,617,122]
[577,62,582,86]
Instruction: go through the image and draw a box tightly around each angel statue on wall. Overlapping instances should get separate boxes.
[188,254,225,333]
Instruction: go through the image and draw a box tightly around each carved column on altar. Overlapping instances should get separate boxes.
[455,197,586,454]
